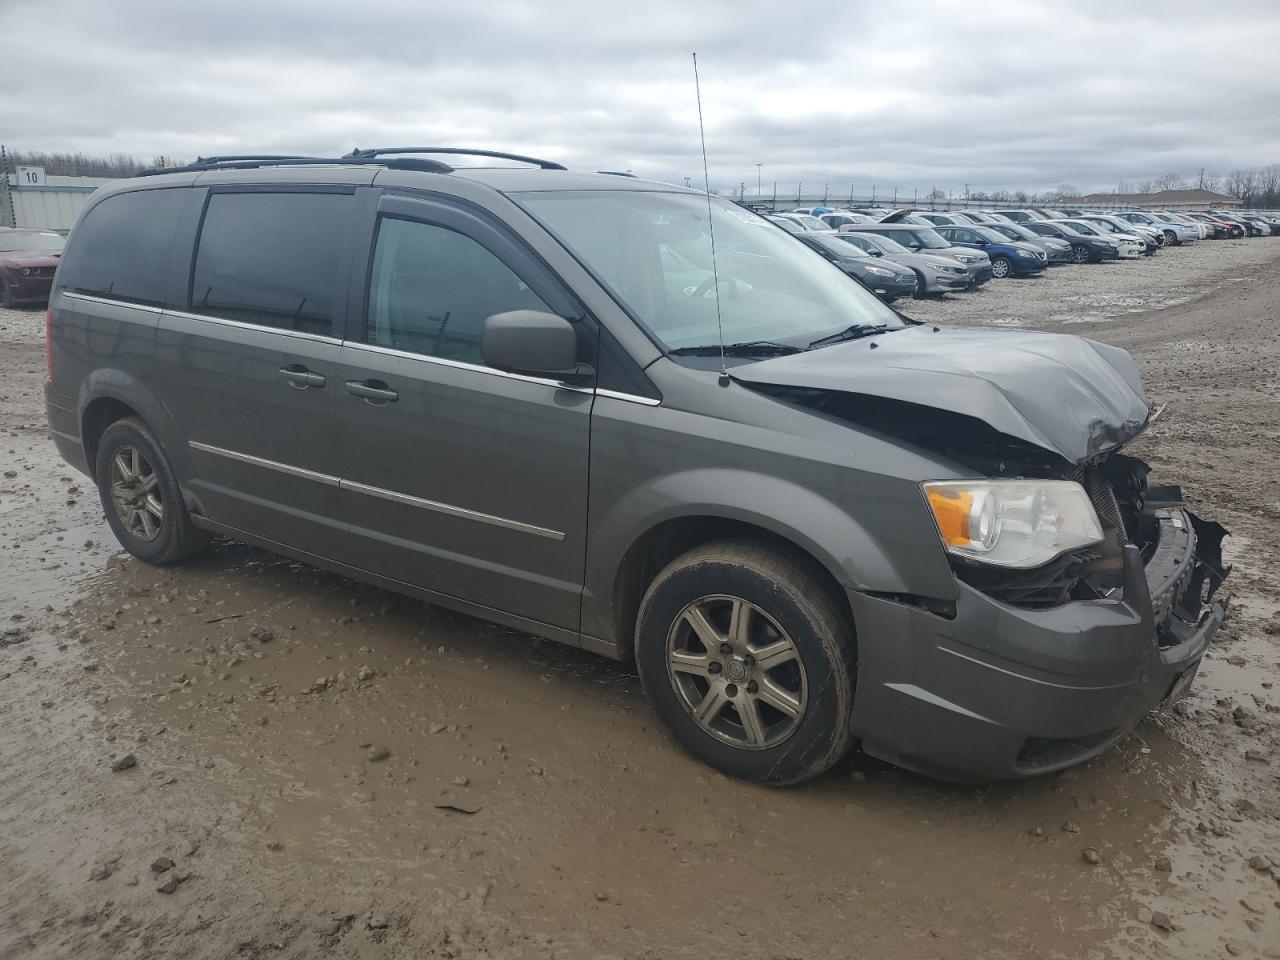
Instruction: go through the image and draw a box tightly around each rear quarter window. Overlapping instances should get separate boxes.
[57,189,187,306]
[190,191,354,336]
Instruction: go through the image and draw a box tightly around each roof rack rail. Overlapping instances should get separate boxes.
[346,147,567,170]
[137,155,454,177]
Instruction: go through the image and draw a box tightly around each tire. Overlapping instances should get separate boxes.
[990,256,1011,279]
[1162,230,1177,246]
[94,417,209,564]
[911,269,928,299]
[635,540,856,786]
[1070,244,1090,264]
[1154,232,1166,247]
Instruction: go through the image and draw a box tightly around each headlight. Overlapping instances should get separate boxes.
[864,265,894,277]
[930,263,964,274]
[1016,249,1035,257]
[923,480,1104,569]
[19,267,32,276]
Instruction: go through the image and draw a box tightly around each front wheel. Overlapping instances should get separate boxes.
[990,256,1011,278]
[911,269,928,299]
[635,541,856,786]
[1163,230,1178,246]
[1070,244,1091,264]
[95,417,209,564]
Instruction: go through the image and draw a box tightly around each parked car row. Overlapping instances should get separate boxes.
[759,201,1279,303]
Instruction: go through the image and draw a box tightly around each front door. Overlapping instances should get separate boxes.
[336,195,594,632]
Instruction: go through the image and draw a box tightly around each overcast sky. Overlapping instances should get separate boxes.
[7,0,1280,197]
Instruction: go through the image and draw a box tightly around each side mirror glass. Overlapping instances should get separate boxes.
[481,310,590,381]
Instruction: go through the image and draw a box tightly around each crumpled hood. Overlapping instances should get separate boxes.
[733,325,1150,464]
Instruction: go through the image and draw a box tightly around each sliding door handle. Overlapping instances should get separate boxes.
[278,366,326,389]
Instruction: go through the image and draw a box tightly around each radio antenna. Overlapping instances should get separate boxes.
[692,52,729,386]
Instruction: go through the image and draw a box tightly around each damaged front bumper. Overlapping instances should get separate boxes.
[847,508,1229,782]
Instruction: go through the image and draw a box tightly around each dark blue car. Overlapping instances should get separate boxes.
[934,224,1048,278]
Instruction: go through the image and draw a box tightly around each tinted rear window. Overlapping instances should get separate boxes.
[58,189,186,306]
[191,191,354,335]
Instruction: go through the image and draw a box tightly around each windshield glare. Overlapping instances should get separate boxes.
[1063,221,1098,236]
[0,230,65,253]
[516,191,903,351]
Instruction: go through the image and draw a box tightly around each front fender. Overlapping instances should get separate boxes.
[580,466,958,644]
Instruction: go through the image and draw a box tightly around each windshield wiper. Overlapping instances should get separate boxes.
[669,340,804,357]
[807,324,891,349]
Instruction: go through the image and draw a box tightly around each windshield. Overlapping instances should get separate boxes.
[1052,222,1084,236]
[852,233,911,255]
[806,234,870,258]
[972,226,1010,243]
[1062,221,1099,236]
[986,224,1021,241]
[896,227,951,250]
[793,215,829,231]
[1085,218,1120,233]
[767,216,804,234]
[0,230,65,253]
[516,191,903,351]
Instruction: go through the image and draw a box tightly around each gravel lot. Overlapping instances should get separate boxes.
[2,239,1278,959]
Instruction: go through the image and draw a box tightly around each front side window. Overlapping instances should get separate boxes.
[516,190,900,352]
[191,191,353,335]
[365,217,551,365]
[58,189,186,305]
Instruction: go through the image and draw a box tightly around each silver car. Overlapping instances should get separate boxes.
[842,223,993,287]
[836,231,973,296]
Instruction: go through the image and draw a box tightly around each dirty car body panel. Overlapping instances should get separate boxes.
[45,159,1229,784]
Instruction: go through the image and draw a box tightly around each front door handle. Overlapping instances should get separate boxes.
[345,379,399,404]
[279,365,327,389]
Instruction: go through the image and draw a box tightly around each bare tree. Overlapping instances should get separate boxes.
[1053,182,1079,200]
[1013,190,1029,203]
[1225,168,1258,205]
[1153,172,1186,192]
[1256,164,1280,208]
[3,150,171,178]
[1137,179,1155,194]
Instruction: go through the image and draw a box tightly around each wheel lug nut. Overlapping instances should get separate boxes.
[708,661,722,675]
[719,643,733,655]
[746,680,758,694]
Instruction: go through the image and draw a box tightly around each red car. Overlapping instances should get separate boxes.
[0,227,64,306]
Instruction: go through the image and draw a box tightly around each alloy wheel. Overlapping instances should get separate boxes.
[109,445,164,542]
[991,257,1011,278]
[1071,245,1089,264]
[666,594,807,750]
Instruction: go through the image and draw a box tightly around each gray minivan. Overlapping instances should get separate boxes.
[45,149,1228,785]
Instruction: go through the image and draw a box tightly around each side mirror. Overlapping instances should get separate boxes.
[869,249,883,257]
[481,310,591,381]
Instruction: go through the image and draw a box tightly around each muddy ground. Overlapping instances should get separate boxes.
[2,240,1278,960]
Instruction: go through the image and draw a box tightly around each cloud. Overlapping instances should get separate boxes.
[7,0,1280,194]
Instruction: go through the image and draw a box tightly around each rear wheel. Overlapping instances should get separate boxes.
[1070,244,1091,264]
[95,417,209,564]
[990,256,1011,278]
[635,540,856,786]
[1163,230,1178,246]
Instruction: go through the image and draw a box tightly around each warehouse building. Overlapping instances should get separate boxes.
[1071,188,1240,210]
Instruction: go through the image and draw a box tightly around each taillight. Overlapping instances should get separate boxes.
[45,308,53,381]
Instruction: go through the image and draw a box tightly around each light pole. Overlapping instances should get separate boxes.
[755,163,763,197]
